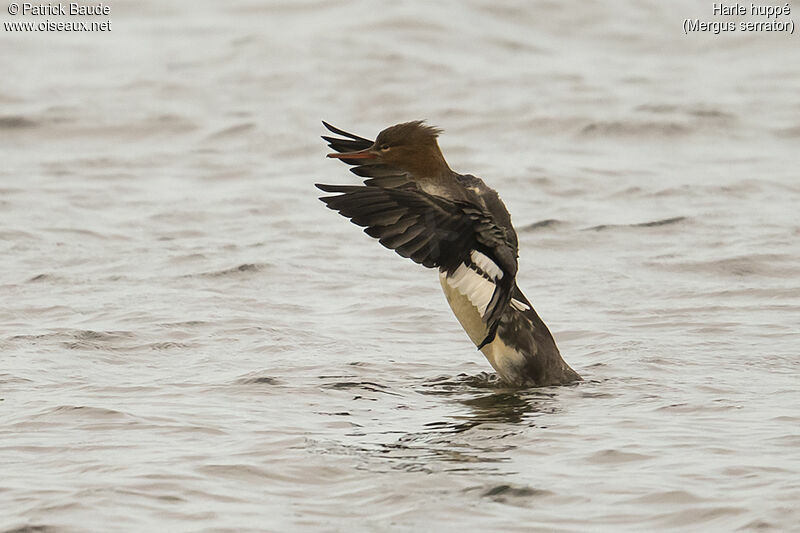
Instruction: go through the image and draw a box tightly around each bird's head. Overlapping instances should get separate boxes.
[328,120,450,177]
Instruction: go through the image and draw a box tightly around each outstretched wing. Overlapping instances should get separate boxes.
[321,121,412,189]
[316,183,517,347]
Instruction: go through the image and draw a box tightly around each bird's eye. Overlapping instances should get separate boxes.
[379,144,390,151]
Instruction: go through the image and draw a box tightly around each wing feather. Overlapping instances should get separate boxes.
[316,182,518,347]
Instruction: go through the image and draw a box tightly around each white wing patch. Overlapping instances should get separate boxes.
[470,250,503,280]
[445,263,495,317]
[510,298,530,311]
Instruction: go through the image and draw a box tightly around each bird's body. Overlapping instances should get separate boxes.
[317,121,580,387]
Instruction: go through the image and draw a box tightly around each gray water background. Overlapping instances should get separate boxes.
[1,1,799,531]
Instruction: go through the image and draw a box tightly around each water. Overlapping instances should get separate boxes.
[2,0,799,531]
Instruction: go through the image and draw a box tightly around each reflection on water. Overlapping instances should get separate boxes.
[308,373,569,475]
[318,374,574,475]
[460,390,556,425]
[419,372,564,428]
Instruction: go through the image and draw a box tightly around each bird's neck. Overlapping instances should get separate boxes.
[408,145,456,192]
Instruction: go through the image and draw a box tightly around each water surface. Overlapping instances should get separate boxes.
[1,1,799,531]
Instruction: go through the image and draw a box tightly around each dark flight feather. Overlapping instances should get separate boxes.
[316,183,516,346]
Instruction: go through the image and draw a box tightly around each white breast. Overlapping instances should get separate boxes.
[438,269,527,383]
[439,269,490,346]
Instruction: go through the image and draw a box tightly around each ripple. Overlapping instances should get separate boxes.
[236,375,282,385]
[626,489,704,505]
[417,372,502,393]
[481,483,554,501]
[0,115,37,129]
[519,218,564,232]
[585,216,687,231]
[2,526,58,533]
[192,263,271,277]
[321,380,399,396]
[654,253,798,278]
[587,448,653,464]
[580,120,690,137]
[206,122,257,140]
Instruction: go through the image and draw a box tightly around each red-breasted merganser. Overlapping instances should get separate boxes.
[316,121,581,387]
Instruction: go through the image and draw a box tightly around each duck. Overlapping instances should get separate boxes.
[316,121,581,387]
